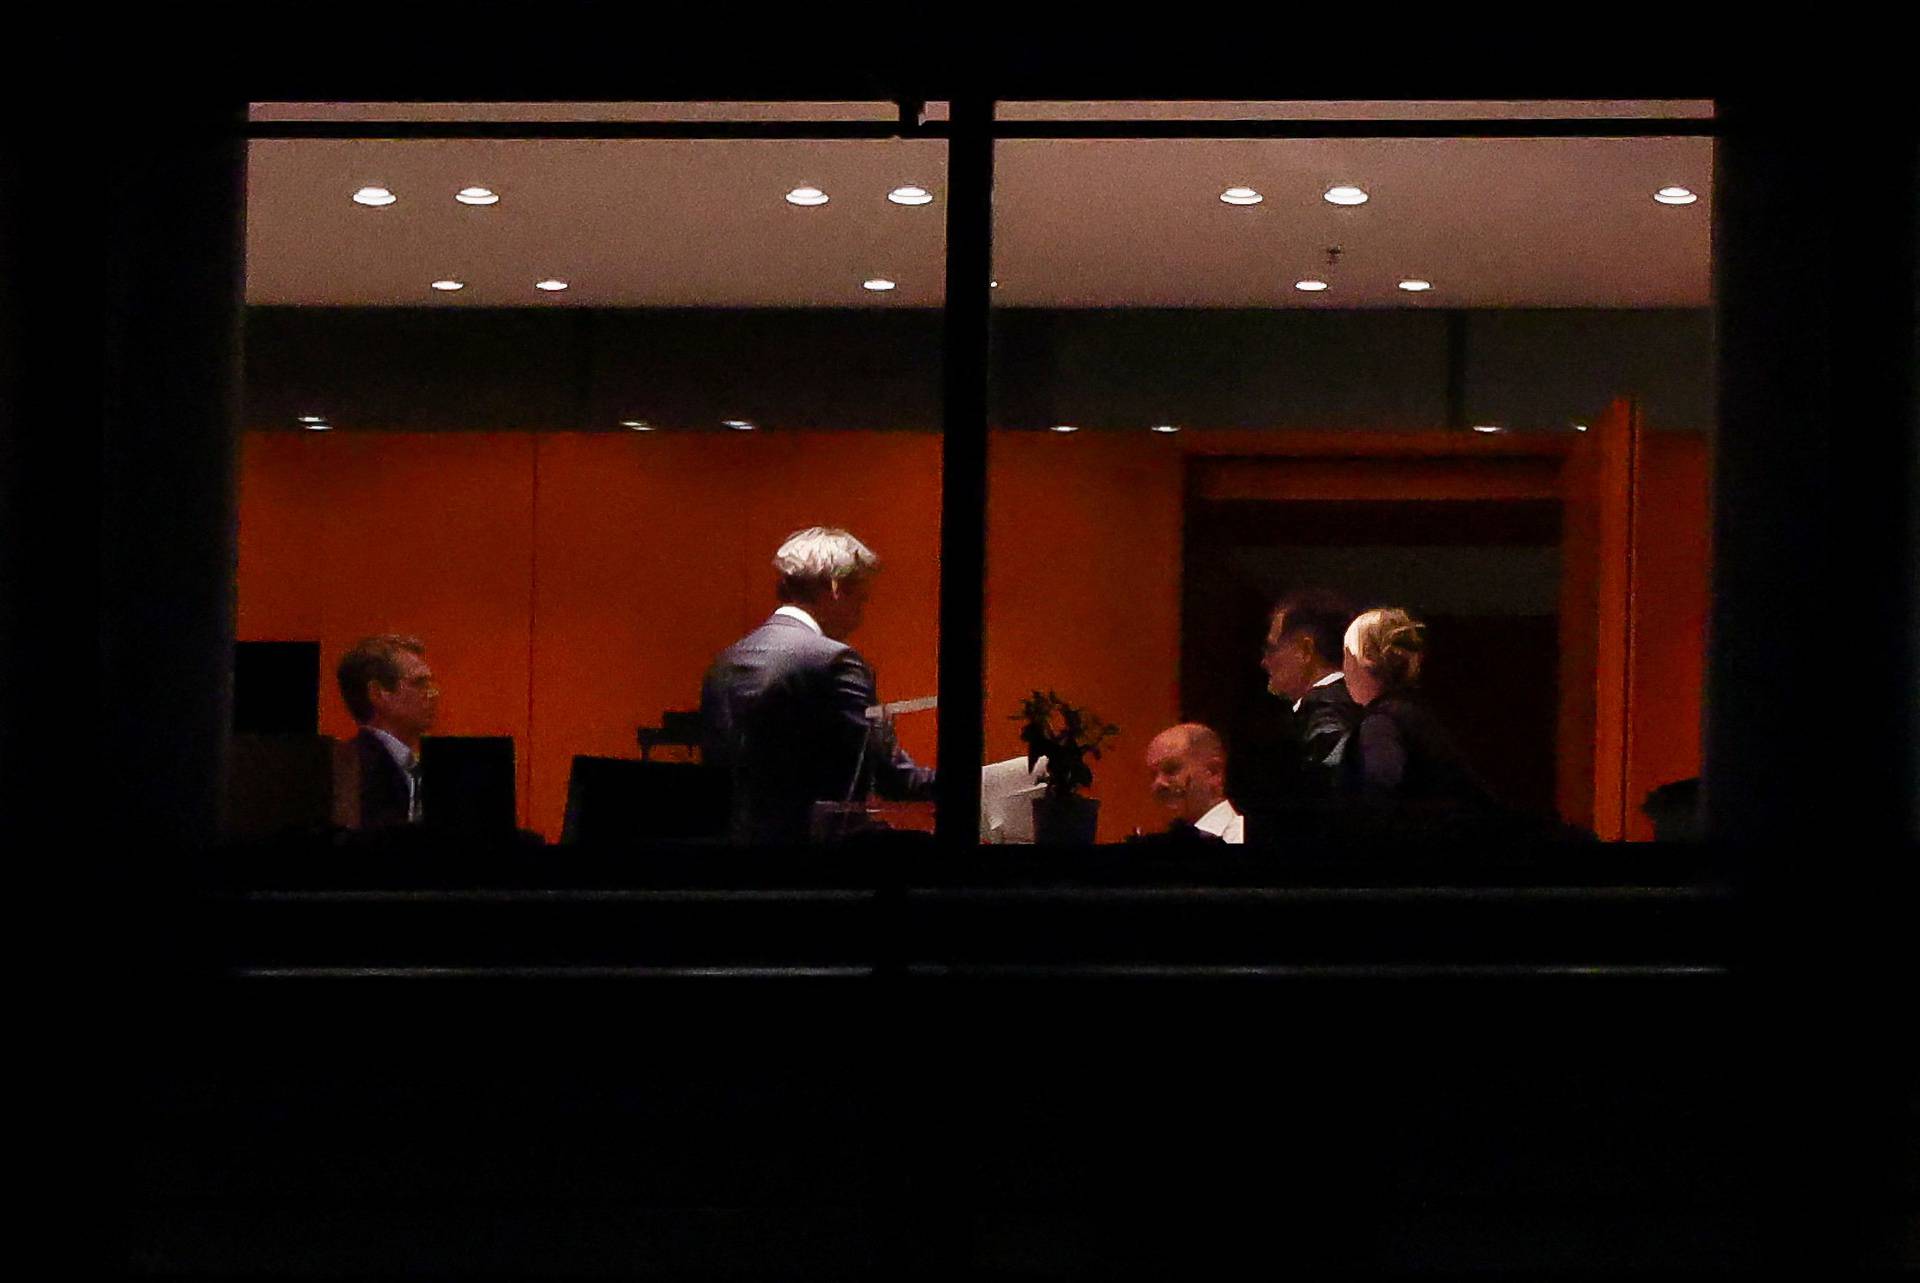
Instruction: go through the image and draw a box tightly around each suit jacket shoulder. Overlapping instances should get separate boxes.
[352,727,412,830]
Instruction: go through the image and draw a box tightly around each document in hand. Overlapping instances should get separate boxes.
[981,755,1049,843]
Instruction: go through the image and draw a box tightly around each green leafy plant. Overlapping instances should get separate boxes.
[1014,690,1119,800]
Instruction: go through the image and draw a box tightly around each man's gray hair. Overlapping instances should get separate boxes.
[773,526,880,600]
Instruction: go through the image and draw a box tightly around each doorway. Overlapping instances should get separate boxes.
[1182,496,1562,819]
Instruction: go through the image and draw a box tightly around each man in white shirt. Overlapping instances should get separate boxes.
[1143,723,1243,844]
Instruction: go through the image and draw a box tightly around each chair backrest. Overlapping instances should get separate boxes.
[419,735,517,835]
[562,756,730,845]
[228,733,335,838]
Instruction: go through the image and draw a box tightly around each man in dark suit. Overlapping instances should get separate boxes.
[1260,589,1362,798]
[334,634,438,830]
[700,527,936,845]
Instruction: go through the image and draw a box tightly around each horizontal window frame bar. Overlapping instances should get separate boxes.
[243,117,1720,143]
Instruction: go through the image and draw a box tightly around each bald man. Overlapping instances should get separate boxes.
[1144,723,1244,844]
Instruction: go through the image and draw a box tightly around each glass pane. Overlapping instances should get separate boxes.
[986,113,1715,846]
[231,117,947,849]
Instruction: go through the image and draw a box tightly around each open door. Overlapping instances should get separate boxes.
[1559,396,1713,839]
[1558,397,1639,838]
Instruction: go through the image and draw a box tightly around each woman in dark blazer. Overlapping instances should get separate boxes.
[1338,607,1492,808]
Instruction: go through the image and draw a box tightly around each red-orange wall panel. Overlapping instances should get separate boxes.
[236,433,538,824]
[1624,431,1711,839]
[986,432,1185,842]
[525,433,943,840]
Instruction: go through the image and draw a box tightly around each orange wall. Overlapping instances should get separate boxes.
[1624,431,1711,839]
[523,432,943,838]
[986,432,1185,841]
[237,427,1706,843]
[236,433,539,817]
[237,429,1191,841]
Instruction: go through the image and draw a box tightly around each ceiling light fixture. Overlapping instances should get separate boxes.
[351,186,396,207]
[1324,185,1370,206]
[430,279,464,291]
[620,420,654,431]
[1150,424,1181,434]
[1472,424,1504,434]
[785,186,830,207]
[1220,186,1263,206]
[534,279,569,292]
[990,280,1000,288]
[297,415,332,431]
[862,278,897,292]
[1572,423,1590,432]
[1653,186,1699,206]
[887,185,934,206]
[723,419,756,431]
[454,186,500,206]
[1294,279,1329,292]
[1397,279,1433,292]
[1049,424,1080,433]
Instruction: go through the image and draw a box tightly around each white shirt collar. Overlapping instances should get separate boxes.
[1194,799,1244,844]
[1292,669,1346,715]
[773,604,823,635]
[366,725,417,772]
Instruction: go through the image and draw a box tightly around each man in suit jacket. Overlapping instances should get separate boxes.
[335,634,438,830]
[701,527,935,845]
[1260,589,1362,797]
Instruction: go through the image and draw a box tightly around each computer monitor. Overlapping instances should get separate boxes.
[419,735,517,835]
[233,640,320,734]
[562,757,730,845]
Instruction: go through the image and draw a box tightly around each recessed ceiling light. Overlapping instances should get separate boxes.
[298,416,332,431]
[887,185,934,206]
[351,186,396,207]
[295,414,326,423]
[454,186,500,206]
[863,278,897,292]
[723,419,756,431]
[1150,424,1181,434]
[1653,185,1699,206]
[1049,424,1080,433]
[1324,185,1370,206]
[786,186,830,207]
[1294,279,1329,292]
[1472,424,1504,434]
[1220,186,1263,206]
[1572,423,1590,432]
[990,280,1000,288]
[620,420,655,431]
[534,279,569,292]
[1397,279,1433,292]
[430,279,464,291]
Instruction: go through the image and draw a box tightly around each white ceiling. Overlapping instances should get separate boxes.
[244,104,1713,309]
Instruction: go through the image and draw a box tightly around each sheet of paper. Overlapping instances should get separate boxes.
[981,754,1048,843]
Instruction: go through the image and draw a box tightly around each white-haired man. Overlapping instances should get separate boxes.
[700,526,936,844]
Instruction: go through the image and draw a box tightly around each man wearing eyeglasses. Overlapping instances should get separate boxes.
[335,634,439,829]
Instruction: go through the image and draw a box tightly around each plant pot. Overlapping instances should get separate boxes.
[1031,793,1100,845]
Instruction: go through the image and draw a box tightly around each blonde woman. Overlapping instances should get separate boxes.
[1340,608,1491,806]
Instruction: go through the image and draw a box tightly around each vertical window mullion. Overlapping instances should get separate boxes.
[933,97,993,847]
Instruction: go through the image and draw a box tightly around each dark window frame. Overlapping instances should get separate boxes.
[238,101,1722,858]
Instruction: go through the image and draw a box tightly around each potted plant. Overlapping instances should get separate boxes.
[1014,689,1119,845]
